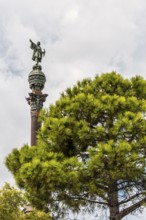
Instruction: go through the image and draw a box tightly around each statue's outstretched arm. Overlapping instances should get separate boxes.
[29,39,36,49]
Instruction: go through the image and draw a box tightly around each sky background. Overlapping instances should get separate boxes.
[0,0,146,219]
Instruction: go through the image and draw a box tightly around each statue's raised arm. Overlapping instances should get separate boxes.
[30,39,36,50]
[29,39,45,64]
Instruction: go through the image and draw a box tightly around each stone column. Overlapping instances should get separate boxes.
[26,64,48,146]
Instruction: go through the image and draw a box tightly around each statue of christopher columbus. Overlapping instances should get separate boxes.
[30,39,45,64]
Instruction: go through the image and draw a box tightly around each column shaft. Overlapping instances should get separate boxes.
[31,111,40,146]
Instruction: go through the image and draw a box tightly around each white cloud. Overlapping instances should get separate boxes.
[0,0,146,219]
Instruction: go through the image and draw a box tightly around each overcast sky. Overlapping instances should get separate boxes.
[0,0,146,219]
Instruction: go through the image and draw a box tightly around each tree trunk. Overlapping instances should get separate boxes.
[108,182,121,220]
[109,206,121,220]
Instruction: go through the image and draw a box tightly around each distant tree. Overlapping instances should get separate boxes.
[0,183,24,220]
[0,183,51,220]
[6,72,146,220]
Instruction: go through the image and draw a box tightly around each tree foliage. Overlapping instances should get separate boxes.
[6,72,146,219]
[0,183,52,220]
[0,183,24,220]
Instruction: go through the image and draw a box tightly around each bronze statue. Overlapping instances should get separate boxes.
[30,39,45,64]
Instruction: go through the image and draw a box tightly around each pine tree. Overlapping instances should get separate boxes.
[6,72,146,219]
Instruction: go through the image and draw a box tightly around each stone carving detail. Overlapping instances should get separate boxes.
[28,64,46,91]
[26,93,48,111]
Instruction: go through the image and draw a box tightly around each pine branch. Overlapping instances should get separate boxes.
[119,197,146,219]
[119,192,144,205]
